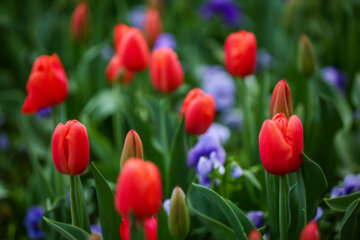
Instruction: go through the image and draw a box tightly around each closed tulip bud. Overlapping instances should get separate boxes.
[115,158,162,220]
[150,47,183,93]
[248,229,262,240]
[259,113,303,175]
[299,221,320,240]
[120,130,144,168]
[52,120,90,175]
[168,186,190,240]
[106,54,134,84]
[114,24,131,53]
[70,2,89,41]
[224,30,257,77]
[22,54,68,114]
[144,8,162,47]
[297,34,316,77]
[88,233,101,240]
[180,88,216,135]
[270,79,293,119]
[118,28,149,71]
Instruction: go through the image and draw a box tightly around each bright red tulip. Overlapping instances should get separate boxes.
[299,221,320,240]
[248,229,262,240]
[270,79,293,119]
[259,113,303,175]
[114,24,131,53]
[150,47,183,93]
[70,2,89,41]
[180,88,216,135]
[120,217,157,240]
[118,28,149,71]
[144,8,162,47]
[115,158,162,220]
[224,30,257,77]
[106,54,134,84]
[22,54,68,114]
[52,120,90,175]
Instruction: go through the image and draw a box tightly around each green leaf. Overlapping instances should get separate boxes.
[301,152,328,220]
[226,200,255,234]
[334,130,360,168]
[351,73,360,109]
[157,207,174,240]
[91,163,122,240]
[43,217,90,240]
[187,183,247,240]
[130,214,145,240]
[265,172,279,239]
[324,192,360,211]
[339,199,360,240]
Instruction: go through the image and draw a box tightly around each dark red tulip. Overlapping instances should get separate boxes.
[270,79,293,118]
[70,2,89,41]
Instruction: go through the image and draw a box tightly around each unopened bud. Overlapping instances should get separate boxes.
[169,186,190,240]
[297,34,316,77]
[88,233,101,240]
[248,229,262,240]
[120,130,143,168]
[270,79,293,119]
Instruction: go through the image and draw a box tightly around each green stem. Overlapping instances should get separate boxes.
[160,98,170,170]
[130,213,145,240]
[279,175,289,240]
[296,167,307,225]
[113,84,123,161]
[70,175,80,227]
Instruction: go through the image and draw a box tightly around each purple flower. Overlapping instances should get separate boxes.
[199,65,236,111]
[199,175,211,188]
[247,211,265,229]
[256,49,272,73]
[163,199,171,215]
[231,165,243,178]
[197,156,214,176]
[199,0,242,26]
[91,224,102,235]
[201,123,231,144]
[343,174,360,194]
[322,66,347,93]
[127,5,146,29]
[220,108,243,129]
[153,33,177,50]
[330,186,346,198]
[36,107,52,119]
[24,206,45,239]
[313,207,323,221]
[0,133,10,151]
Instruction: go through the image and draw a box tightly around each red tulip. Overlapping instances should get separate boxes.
[22,54,68,114]
[299,221,320,240]
[248,229,262,240]
[70,2,89,41]
[259,113,303,175]
[120,216,157,240]
[144,8,162,47]
[118,28,149,71]
[114,24,131,53]
[270,79,293,119]
[115,158,162,220]
[150,47,183,93]
[224,30,257,77]
[180,88,216,135]
[52,120,90,175]
[106,54,134,84]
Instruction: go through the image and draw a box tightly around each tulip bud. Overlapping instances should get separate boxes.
[150,47,183,93]
[144,8,162,47]
[297,34,316,77]
[70,2,89,41]
[259,113,303,175]
[300,221,320,240]
[52,120,90,175]
[118,28,149,71]
[270,79,293,119]
[87,233,101,240]
[22,54,68,114]
[114,24,131,53]
[180,88,216,135]
[120,216,158,240]
[106,54,134,84]
[248,229,262,240]
[224,30,257,77]
[120,130,144,168]
[115,158,162,220]
[168,186,190,240]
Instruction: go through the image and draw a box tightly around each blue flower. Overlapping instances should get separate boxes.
[24,206,45,239]
[127,5,146,29]
[91,224,102,235]
[163,199,171,215]
[199,65,236,111]
[313,207,323,221]
[36,107,52,119]
[322,66,347,93]
[198,0,242,26]
[330,186,346,198]
[220,108,243,129]
[153,33,177,50]
[231,165,243,178]
[247,211,265,229]
[201,123,231,144]
[0,133,10,151]
[256,49,272,73]
[330,174,360,198]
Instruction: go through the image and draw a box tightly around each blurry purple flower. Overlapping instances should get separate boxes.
[256,49,272,73]
[91,224,102,235]
[24,206,45,239]
[313,207,323,221]
[343,174,360,194]
[128,5,146,29]
[322,66,347,93]
[199,0,242,26]
[199,65,236,111]
[247,211,265,229]
[196,152,225,187]
[153,33,177,50]
[231,165,243,178]
[0,133,10,151]
[220,108,243,129]
[330,186,345,198]
[199,175,211,188]
[201,123,231,144]
[163,199,171,215]
[187,134,226,168]
[36,107,52,119]
[197,155,214,176]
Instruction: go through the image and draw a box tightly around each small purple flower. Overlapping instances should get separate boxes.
[127,5,146,29]
[153,33,177,50]
[231,165,243,178]
[197,156,214,176]
[220,108,243,129]
[24,206,45,239]
[256,49,272,73]
[196,152,225,187]
[313,207,323,221]
[163,199,171,215]
[199,175,211,188]
[199,0,242,26]
[91,224,102,235]
[201,123,231,144]
[36,107,52,119]
[0,133,10,151]
[322,66,347,93]
[247,211,265,229]
[330,186,346,198]
[343,174,360,194]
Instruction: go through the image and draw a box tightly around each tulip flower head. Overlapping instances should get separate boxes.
[120,130,144,168]
[144,8,162,47]
[299,221,320,240]
[52,120,90,175]
[270,79,293,119]
[70,2,89,41]
[180,88,216,135]
[120,216,157,240]
[22,54,68,114]
[297,34,316,77]
[259,113,303,175]
[114,24,131,53]
[105,54,134,84]
[115,158,162,220]
[248,229,262,240]
[224,30,257,77]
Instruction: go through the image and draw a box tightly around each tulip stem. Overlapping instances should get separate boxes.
[113,84,123,161]
[130,213,145,240]
[70,175,80,227]
[296,167,307,226]
[279,175,289,240]
[160,98,170,169]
